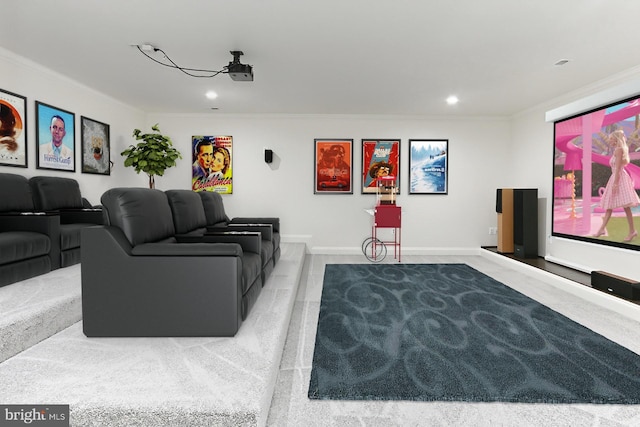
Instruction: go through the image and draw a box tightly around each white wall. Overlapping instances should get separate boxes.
[146,113,511,253]
[0,47,145,204]
[3,45,639,279]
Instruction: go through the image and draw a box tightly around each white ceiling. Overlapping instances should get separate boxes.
[3,0,640,117]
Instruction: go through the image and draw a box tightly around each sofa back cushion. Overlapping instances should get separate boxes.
[198,191,230,226]
[165,190,207,234]
[0,173,35,213]
[101,188,176,246]
[29,176,84,211]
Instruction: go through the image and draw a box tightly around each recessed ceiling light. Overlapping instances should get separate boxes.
[446,95,459,105]
[205,91,218,99]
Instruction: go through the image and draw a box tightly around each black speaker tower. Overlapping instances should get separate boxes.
[513,188,538,258]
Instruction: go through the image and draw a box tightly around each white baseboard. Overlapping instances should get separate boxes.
[544,255,593,274]
[281,235,312,244]
[480,250,640,322]
[308,246,481,255]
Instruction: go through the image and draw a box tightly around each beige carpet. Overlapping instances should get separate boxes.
[0,243,305,427]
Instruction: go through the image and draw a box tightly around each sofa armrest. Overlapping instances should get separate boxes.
[81,225,244,337]
[0,212,60,234]
[131,242,243,257]
[208,223,273,241]
[60,209,104,225]
[231,217,280,232]
[204,231,261,255]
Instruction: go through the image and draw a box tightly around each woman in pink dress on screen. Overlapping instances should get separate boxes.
[594,129,640,241]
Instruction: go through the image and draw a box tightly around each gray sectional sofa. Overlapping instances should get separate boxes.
[81,187,280,337]
[0,173,58,287]
[29,176,103,267]
[0,172,102,287]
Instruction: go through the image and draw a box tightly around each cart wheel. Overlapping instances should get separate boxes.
[363,238,387,262]
[361,237,374,255]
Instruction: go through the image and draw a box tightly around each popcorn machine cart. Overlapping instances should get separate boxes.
[363,176,401,262]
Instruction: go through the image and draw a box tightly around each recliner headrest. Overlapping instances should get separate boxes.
[165,189,207,234]
[198,191,230,225]
[29,176,84,211]
[0,173,35,212]
[101,187,176,246]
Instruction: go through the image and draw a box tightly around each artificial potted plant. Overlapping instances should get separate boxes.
[121,124,182,188]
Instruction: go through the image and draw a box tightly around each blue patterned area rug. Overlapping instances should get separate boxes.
[308,264,640,403]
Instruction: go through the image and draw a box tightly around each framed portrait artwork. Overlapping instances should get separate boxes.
[0,88,28,168]
[314,139,353,194]
[191,135,233,194]
[81,116,110,175]
[361,139,400,194]
[409,139,448,194]
[36,101,75,172]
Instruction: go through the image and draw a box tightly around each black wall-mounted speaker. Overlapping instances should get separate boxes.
[513,188,538,258]
[264,149,273,163]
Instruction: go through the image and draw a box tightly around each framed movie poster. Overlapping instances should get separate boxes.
[314,139,353,194]
[191,135,233,194]
[409,139,448,194]
[361,139,400,194]
[36,101,75,172]
[81,116,110,175]
[0,88,28,168]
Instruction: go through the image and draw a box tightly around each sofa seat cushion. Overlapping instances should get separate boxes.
[60,223,92,250]
[0,257,51,288]
[209,221,228,228]
[0,231,50,265]
[180,228,208,238]
[241,252,262,294]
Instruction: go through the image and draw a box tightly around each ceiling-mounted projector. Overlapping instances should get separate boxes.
[227,51,253,81]
[135,44,254,81]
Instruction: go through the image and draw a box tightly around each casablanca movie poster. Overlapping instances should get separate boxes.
[361,139,400,194]
[191,135,233,194]
[0,89,27,168]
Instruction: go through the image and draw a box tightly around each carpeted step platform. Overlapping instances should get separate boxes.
[0,265,82,363]
[0,243,306,427]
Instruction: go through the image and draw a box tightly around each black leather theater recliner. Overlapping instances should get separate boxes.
[198,191,281,266]
[0,173,59,287]
[81,187,263,337]
[29,176,103,267]
[165,189,274,284]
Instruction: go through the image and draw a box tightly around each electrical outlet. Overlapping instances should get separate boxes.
[488,227,497,235]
